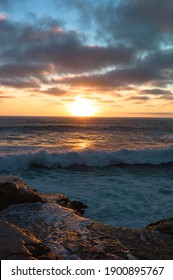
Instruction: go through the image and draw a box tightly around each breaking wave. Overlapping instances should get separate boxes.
[0,146,173,171]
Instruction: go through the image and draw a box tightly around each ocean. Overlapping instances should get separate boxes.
[0,116,173,228]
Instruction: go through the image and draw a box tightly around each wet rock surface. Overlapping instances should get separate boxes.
[44,192,88,216]
[0,217,60,260]
[89,221,173,260]
[1,176,173,260]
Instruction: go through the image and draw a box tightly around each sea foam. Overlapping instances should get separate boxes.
[0,146,173,171]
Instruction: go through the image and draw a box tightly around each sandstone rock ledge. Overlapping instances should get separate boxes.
[1,176,173,260]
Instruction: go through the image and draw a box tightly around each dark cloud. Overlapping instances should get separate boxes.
[0,0,173,99]
[25,43,134,74]
[1,28,134,73]
[125,95,150,104]
[95,0,173,50]
[144,49,173,72]
[140,88,173,101]
[99,99,116,104]
[0,19,17,47]
[141,89,172,96]
[126,95,150,101]
[0,16,135,92]
[0,79,40,89]
[0,63,49,78]
[59,66,161,89]
[38,87,67,96]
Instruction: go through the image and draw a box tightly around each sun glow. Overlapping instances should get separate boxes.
[68,96,97,117]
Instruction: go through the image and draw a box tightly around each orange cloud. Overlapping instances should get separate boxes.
[0,13,6,21]
[50,26,63,34]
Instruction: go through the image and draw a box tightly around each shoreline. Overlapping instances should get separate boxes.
[1,176,173,260]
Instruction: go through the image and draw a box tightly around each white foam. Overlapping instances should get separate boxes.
[0,146,173,171]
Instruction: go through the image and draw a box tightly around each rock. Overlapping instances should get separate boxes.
[43,193,88,216]
[0,217,60,260]
[1,176,173,260]
[67,200,88,215]
[146,217,173,235]
[89,221,173,260]
[0,176,44,210]
[59,222,135,260]
[55,193,70,207]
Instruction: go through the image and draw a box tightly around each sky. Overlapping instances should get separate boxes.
[0,0,173,117]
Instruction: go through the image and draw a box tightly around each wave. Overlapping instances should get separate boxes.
[0,146,173,171]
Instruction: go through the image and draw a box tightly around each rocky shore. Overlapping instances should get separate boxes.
[0,176,173,260]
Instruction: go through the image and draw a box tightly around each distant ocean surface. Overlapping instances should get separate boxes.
[0,116,173,228]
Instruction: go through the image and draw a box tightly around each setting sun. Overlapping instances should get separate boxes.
[68,97,98,117]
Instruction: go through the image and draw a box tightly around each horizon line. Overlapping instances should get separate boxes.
[0,115,173,119]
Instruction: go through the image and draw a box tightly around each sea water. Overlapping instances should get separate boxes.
[0,116,173,228]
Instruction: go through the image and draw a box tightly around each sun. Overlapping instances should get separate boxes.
[68,96,97,117]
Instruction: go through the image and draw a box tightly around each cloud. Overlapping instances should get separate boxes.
[0,94,14,99]
[144,49,173,74]
[0,63,50,78]
[59,65,161,89]
[0,79,40,89]
[141,89,173,96]
[3,30,134,74]
[127,95,150,101]
[0,0,173,105]
[95,0,173,50]
[25,42,134,74]
[159,95,173,100]
[0,14,136,95]
[37,87,67,96]
[0,13,6,21]
[140,88,173,101]
[0,16,134,88]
